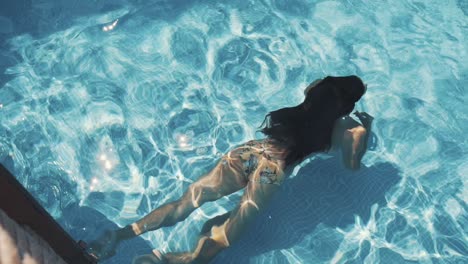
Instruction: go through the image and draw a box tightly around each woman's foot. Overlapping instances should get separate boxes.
[132,250,168,264]
[87,230,119,260]
[164,251,196,264]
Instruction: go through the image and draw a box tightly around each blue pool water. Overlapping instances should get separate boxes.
[0,0,467,263]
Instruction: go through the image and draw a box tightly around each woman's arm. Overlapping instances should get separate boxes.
[341,125,368,170]
[332,111,373,170]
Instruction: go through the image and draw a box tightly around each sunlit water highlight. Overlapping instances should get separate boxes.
[0,0,467,263]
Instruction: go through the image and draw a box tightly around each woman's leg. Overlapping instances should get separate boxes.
[132,157,247,236]
[132,211,231,264]
[161,182,280,264]
[90,156,247,258]
[199,211,231,236]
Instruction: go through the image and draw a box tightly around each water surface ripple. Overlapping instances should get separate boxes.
[0,0,466,263]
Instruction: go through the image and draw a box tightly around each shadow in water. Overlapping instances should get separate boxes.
[59,203,153,264]
[211,156,401,264]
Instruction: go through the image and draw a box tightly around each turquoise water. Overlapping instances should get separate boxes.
[0,0,467,263]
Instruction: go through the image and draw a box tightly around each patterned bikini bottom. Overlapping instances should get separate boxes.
[224,139,287,186]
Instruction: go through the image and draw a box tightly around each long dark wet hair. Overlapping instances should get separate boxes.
[258,75,366,166]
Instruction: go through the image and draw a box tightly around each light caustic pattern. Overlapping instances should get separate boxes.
[0,0,467,263]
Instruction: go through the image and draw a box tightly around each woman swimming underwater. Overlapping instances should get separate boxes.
[88,75,373,264]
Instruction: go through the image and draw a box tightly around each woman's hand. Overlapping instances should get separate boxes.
[354,111,373,129]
